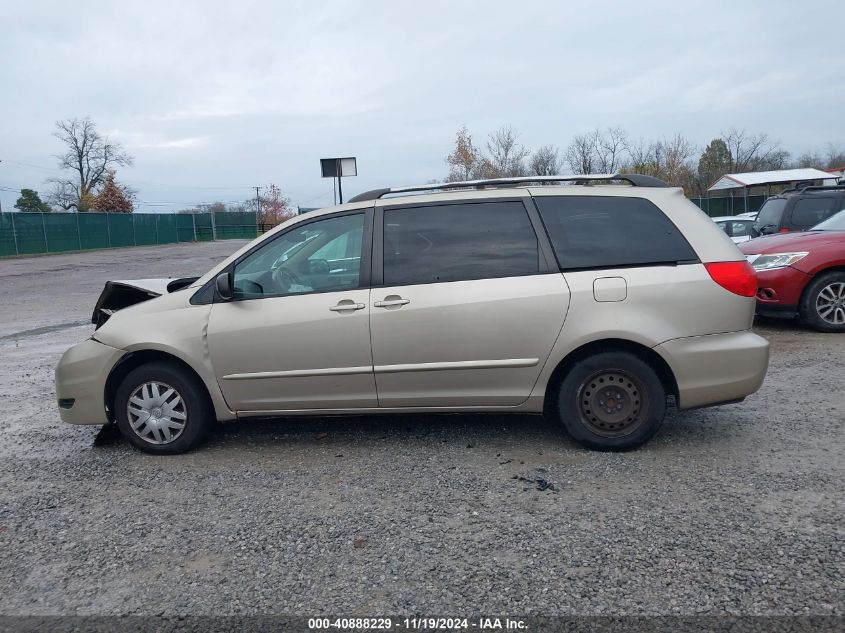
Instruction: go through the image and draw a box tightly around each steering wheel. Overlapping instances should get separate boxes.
[272,266,302,293]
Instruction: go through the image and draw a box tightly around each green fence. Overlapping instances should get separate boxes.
[0,211,258,257]
[690,195,767,217]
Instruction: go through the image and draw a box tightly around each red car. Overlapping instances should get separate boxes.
[740,210,845,332]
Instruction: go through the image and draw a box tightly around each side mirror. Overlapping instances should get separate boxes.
[215,272,233,301]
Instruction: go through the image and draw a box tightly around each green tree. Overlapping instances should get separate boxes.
[697,139,732,191]
[14,188,52,213]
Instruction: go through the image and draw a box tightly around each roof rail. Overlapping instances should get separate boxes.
[780,183,845,194]
[347,173,669,203]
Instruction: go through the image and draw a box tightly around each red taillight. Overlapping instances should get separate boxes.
[704,261,757,297]
[778,228,790,233]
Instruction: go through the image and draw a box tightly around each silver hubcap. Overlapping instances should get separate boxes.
[126,381,187,445]
[816,282,845,325]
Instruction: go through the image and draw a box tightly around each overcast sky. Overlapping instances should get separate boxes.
[0,0,842,213]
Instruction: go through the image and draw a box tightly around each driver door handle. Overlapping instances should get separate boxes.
[329,300,365,312]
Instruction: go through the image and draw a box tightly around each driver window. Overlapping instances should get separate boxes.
[233,213,365,299]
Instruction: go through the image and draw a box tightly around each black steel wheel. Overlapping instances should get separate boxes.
[577,370,650,438]
[556,351,666,450]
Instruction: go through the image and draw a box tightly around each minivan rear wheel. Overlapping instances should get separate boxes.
[800,271,845,333]
[115,361,213,454]
[556,351,666,450]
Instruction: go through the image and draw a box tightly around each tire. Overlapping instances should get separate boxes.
[114,361,213,454]
[555,351,666,450]
[799,271,845,333]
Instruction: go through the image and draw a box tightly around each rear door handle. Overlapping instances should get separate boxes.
[329,300,365,312]
[374,296,410,308]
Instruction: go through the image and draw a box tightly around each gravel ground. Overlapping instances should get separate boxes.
[0,243,843,616]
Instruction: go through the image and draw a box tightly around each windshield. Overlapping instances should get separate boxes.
[811,209,845,231]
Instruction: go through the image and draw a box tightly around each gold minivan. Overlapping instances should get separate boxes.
[55,175,770,454]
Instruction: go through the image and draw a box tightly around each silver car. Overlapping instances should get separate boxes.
[55,174,770,454]
[711,215,756,243]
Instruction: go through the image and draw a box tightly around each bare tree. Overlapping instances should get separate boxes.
[660,134,697,188]
[529,145,562,176]
[47,117,133,211]
[484,126,528,177]
[796,151,823,168]
[825,144,845,168]
[565,132,597,174]
[594,127,628,173]
[45,182,79,212]
[621,134,697,193]
[721,129,788,172]
[445,126,479,181]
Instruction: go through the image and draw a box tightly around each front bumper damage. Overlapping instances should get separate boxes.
[55,338,125,425]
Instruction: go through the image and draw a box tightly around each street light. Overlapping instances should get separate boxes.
[320,157,357,204]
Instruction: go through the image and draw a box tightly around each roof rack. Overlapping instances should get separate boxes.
[780,183,845,194]
[347,173,670,203]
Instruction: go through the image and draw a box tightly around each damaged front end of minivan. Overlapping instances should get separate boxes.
[91,277,199,328]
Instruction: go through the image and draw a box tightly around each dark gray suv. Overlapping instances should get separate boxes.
[752,184,845,237]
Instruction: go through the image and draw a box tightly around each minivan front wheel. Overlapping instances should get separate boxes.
[115,361,213,454]
[556,352,666,450]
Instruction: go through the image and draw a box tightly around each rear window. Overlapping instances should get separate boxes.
[534,196,696,270]
[790,197,837,228]
[754,198,787,231]
[383,201,539,285]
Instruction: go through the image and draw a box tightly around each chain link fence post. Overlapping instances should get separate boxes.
[41,212,49,253]
[10,212,19,256]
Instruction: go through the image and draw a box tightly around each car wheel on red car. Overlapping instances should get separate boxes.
[800,271,845,333]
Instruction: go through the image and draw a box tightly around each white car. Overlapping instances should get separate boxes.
[712,216,756,243]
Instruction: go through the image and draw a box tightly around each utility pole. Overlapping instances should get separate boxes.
[253,186,261,212]
[0,160,3,213]
[253,186,262,230]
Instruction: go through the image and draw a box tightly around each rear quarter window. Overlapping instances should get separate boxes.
[789,197,837,229]
[534,196,697,270]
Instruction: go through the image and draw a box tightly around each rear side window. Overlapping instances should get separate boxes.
[755,198,787,230]
[790,197,837,228]
[383,201,539,285]
[534,196,696,270]
[731,221,753,237]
